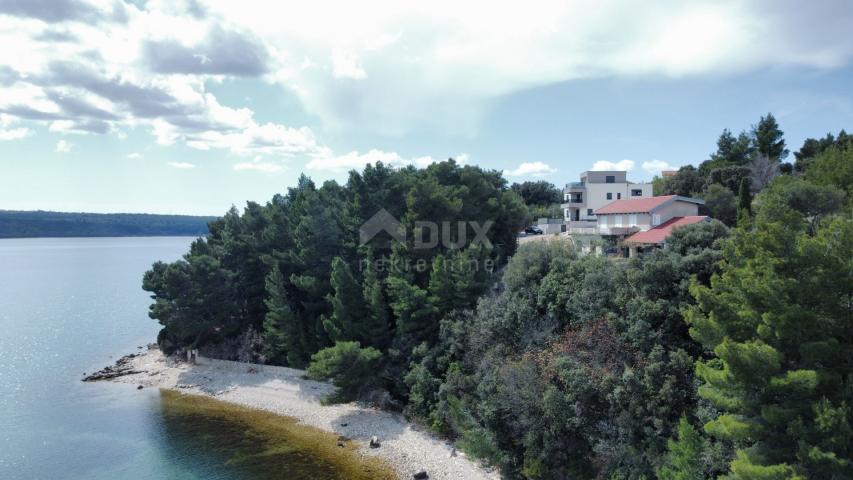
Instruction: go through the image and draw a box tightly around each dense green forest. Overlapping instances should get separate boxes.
[0,210,216,238]
[143,115,853,479]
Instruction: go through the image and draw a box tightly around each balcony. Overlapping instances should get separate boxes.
[564,181,585,190]
[566,220,597,234]
[561,201,585,209]
[598,226,640,236]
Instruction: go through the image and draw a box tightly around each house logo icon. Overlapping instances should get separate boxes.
[359,209,406,247]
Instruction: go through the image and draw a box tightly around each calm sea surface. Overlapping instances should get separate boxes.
[0,237,378,480]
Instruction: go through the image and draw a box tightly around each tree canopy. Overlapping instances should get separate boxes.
[139,118,853,479]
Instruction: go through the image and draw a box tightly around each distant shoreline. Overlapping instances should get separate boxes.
[0,234,204,240]
[0,210,216,239]
[91,348,498,480]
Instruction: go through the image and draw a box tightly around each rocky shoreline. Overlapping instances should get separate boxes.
[84,348,498,480]
[83,353,143,381]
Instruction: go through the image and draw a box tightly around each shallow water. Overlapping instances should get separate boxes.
[0,237,390,480]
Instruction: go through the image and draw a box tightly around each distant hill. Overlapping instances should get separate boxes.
[0,210,217,238]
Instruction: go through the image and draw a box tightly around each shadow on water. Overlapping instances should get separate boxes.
[151,390,396,480]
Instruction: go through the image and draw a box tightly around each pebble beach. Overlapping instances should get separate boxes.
[99,349,499,480]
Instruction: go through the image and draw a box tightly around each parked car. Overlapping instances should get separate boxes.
[524,225,543,235]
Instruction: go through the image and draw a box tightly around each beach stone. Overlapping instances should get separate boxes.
[413,471,429,479]
[369,436,381,448]
[82,354,143,382]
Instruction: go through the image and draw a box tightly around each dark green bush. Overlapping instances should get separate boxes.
[307,341,383,402]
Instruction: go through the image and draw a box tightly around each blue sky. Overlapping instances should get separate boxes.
[1,0,852,215]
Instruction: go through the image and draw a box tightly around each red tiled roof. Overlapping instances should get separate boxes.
[594,195,675,214]
[594,195,704,214]
[624,216,709,245]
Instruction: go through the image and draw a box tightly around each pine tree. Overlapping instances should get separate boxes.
[736,177,752,226]
[361,252,392,349]
[752,113,789,161]
[686,184,853,478]
[322,257,367,342]
[428,253,458,314]
[387,276,436,343]
[263,265,309,367]
[657,416,707,480]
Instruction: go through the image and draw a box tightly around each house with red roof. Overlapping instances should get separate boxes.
[593,195,709,256]
[623,216,711,245]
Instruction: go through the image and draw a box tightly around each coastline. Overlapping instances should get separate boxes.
[91,348,498,480]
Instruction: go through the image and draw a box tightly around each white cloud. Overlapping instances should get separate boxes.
[1,0,852,155]
[0,114,32,140]
[127,152,143,159]
[505,161,557,177]
[306,149,411,172]
[305,149,468,172]
[0,3,323,159]
[591,159,635,171]
[168,161,195,169]
[0,127,31,140]
[331,49,367,79]
[55,139,72,153]
[210,0,853,133]
[233,156,283,172]
[641,159,676,175]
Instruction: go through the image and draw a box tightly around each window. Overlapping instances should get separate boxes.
[628,214,637,226]
[614,215,623,227]
[617,193,621,199]
[606,192,613,200]
[598,216,607,228]
[587,209,593,216]
[605,175,615,183]
[564,194,570,201]
[652,214,661,226]
[631,189,643,196]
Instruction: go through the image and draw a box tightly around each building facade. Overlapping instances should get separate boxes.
[593,195,708,256]
[561,171,653,222]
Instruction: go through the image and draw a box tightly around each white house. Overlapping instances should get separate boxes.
[593,195,708,256]
[593,195,705,234]
[561,171,653,222]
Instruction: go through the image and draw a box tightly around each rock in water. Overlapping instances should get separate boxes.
[137,385,143,390]
[369,436,381,448]
[413,471,429,479]
[82,353,142,381]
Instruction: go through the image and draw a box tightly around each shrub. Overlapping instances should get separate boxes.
[307,341,383,402]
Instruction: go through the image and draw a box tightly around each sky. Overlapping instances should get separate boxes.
[1,0,852,215]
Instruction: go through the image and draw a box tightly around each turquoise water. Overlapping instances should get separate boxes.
[0,237,195,479]
[0,237,394,480]
[0,237,393,480]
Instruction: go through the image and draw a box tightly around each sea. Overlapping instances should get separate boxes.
[0,237,381,480]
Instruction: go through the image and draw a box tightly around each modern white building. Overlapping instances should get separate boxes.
[561,171,653,222]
